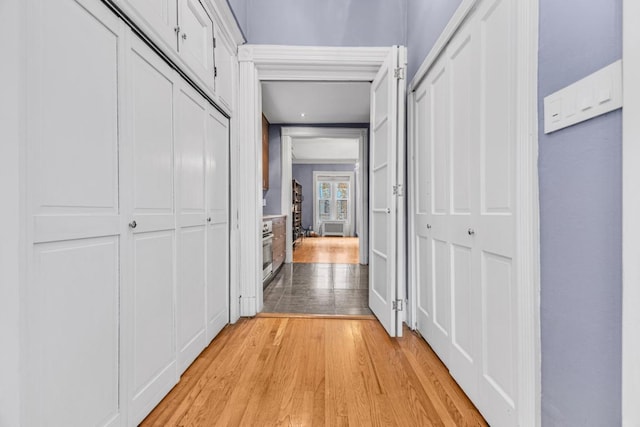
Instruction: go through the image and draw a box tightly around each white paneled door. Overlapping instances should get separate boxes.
[176,84,209,374]
[412,0,518,425]
[123,0,178,47]
[206,108,230,342]
[178,0,215,90]
[26,0,124,425]
[125,36,179,425]
[369,46,405,338]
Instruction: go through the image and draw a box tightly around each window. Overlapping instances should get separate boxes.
[313,172,353,229]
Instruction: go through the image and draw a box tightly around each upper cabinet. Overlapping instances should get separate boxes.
[177,0,215,91]
[114,0,244,114]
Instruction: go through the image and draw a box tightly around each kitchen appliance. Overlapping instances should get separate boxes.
[262,219,273,282]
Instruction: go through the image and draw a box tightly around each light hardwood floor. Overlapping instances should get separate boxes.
[293,237,359,264]
[141,317,487,426]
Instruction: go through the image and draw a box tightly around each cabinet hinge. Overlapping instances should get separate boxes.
[214,66,218,78]
[392,300,404,311]
[394,67,405,80]
[392,184,404,197]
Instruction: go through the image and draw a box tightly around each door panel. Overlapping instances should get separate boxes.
[178,0,214,90]
[176,84,208,374]
[124,0,178,48]
[26,1,124,426]
[369,47,400,337]
[214,27,234,111]
[127,37,178,424]
[206,109,230,342]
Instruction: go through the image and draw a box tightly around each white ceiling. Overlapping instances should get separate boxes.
[292,137,360,164]
[262,81,371,124]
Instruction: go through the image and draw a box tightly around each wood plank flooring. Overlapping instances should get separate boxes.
[293,237,359,264]
[141,317,487,426]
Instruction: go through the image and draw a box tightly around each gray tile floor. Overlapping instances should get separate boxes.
[262,263,372,315]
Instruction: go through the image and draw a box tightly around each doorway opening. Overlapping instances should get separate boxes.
[259,82,372,315]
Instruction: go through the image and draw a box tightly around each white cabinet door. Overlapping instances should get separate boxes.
[178,0,215,91]
[25,1,124,426]
[213,27,234,111]
[176,83,208,374]
[125,35,179,425]
[205,108,230,342]
[368,46,402,337]
[122,0,178,48]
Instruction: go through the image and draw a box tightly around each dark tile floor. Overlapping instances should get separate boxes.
[262,263,372,315]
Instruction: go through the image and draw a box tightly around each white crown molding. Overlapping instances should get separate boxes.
[204,0,245,46]
[238,45,390,81]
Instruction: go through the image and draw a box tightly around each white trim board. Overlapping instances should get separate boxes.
[623,0,640,424]
[281,127,368,265]
[406,0,540,425]
[237,45,389,317]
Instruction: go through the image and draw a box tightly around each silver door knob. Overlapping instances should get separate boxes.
[467,228,475,235]
[426,224,432,229]
[386,208,391,213]
[182,33,187,40]
[129,220,137,229]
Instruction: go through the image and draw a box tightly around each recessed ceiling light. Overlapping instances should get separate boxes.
[300,112,305,117]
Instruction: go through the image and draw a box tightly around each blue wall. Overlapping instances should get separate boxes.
[263,125,282,215]
[292,163,356,231]
[538,1,622,425]
[232,0,405,46]
[406,0,462,81]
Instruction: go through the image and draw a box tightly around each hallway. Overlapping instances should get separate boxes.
[141,317,487,426]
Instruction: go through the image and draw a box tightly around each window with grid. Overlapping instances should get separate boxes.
[316,179,350,223]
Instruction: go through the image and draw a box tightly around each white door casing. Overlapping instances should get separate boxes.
[237,46,394,317]
[369,46,401,338]
[280,127,368,264]
[408,0,540,425]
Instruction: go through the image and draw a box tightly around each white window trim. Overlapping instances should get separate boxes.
[312,171,355,236]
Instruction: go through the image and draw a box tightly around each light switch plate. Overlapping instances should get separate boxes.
[544,60,622,134]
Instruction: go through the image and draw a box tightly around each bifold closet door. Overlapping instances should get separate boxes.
[176,83,209,374]
[125,35,178,425]
[205,109,230,342]
[25,0,125,425]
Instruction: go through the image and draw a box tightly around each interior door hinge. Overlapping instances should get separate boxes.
[392,184,404,197]
[394,67,405,80]
[392,300,404,311]
[214,66,218,78]
[213,37,217,48]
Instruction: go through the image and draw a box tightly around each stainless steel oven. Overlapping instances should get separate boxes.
[262,220,273,281]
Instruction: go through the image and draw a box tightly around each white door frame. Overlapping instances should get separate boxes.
[622,0,640,424]
[406,0,540,425]
[280,126,368,264]
[237,45,392,316]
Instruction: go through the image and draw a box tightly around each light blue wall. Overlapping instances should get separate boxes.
[263,125,282,215]
[235,0,406,46]
[406,0,462,81]
[538,1,622,425]
[292,163,356,231]
[226,0,247,37]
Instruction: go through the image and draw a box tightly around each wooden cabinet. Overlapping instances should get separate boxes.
[262,114,270,190]
[292,180,303,246]
[272,216,286,271]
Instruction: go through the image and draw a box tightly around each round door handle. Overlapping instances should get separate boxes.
[467,228,475,236]
[182,33,188,40]
[129,220,137,229]
[386,208,391,214]
[426,224,432,229]
[207,217,212,222]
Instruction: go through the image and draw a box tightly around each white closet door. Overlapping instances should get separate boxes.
[205,108,230,342]
[25,1,124,426]
[369,47,401,337]
[178,0,214,90]
[476,0,517,424]
[213,26,234,111]
[122,0,178,48]
[126,35,179,425]
[176,83,208,374]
